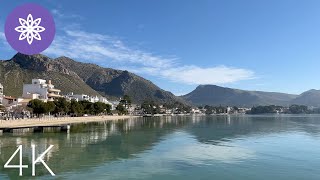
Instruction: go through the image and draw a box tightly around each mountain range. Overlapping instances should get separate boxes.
[1,53,320,107]
[181,85,320,107]
[0,53,182,104]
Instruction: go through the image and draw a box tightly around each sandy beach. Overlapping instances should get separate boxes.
[0,115,137,128]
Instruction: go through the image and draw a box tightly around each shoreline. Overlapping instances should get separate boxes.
[1,113,315,129]
[0,115,138,128]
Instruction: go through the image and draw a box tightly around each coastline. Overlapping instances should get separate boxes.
[0,115,137,128]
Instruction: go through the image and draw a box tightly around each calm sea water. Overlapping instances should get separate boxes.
[0,115,320,180]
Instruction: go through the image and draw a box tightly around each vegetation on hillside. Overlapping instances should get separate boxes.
[0,59,100,97]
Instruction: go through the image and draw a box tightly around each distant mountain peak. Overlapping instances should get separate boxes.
[181,84,320,107]
[292,89,320,107]
[182,84,298,107]
[303,89,319,94]
[13,53,51,62]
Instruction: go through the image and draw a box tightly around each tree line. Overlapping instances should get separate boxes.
[247,104,317,114]
[202,105,229,114]
[28,97,111,117]
[141,101,192,114]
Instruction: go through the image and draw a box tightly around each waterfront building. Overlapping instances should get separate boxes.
[237,107,251,114]
[2,96,29,109]
[65,93,90,102]
[110,101,120,110]
[66,92,113,106]
[0,83,3,106]
[227,106,232,114]
[89,96,99,103]
[22,79,61,102]
[98,96,110,104]
[191,108,201,114]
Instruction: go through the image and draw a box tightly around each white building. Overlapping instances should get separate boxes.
[89,96,99,103]
[191,108,201,114]
[98,96,110,104]
[65,92,112,106]
[65,93,90,102]
[3,96,21,108]
[22,79,61,102]
[0,83,3,106]
[110,101,120,110]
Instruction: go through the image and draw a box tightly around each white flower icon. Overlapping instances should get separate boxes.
[14,14,46,45]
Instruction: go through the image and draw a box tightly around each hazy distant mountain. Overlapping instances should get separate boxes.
[0,53,183,104]
[181,85,299,107]
[291,89,320,107]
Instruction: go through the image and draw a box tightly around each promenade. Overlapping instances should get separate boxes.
[0,115,135,128]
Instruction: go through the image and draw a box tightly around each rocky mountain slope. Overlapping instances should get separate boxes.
[55,56,181,104]
[0,53,183,104]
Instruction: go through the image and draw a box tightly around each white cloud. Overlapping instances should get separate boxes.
[45,29,176,69]
[162,65,254,84]
[127,65,254,85]
[51,9,83,20]
[1,10,254,86]
[45,29,255,85]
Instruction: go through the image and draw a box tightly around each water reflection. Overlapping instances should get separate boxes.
[188,114,320,144]
[147,131,255,164]
[0,115,319,179]
[63,131,255,180]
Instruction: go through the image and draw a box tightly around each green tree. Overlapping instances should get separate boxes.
[70,100,84,116]
[28,99,47,117]
[105,104,112,114]
[79,101,94,114]
[141,101,155,114]
[93,102,107,115]
[120,95,132,108]
[289,105,309,114]
[116,104,128,115]
[153,104,161,114]
[205,105,214,115]
[54,98,70,115]
[248,105,281,114]
[46,101,56,114]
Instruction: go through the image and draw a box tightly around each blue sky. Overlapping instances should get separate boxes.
[1,0,320,95]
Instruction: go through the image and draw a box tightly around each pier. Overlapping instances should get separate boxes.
[0,124,71,134]
[0,115,134,134]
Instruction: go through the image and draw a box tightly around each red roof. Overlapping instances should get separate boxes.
[4,96,17,100]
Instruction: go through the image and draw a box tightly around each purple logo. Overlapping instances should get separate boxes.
[5,3,55,55]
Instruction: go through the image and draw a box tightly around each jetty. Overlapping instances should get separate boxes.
[0,115,135,134]
[0,124,70,134]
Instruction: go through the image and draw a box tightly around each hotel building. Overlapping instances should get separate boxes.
[22,79,61,102]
